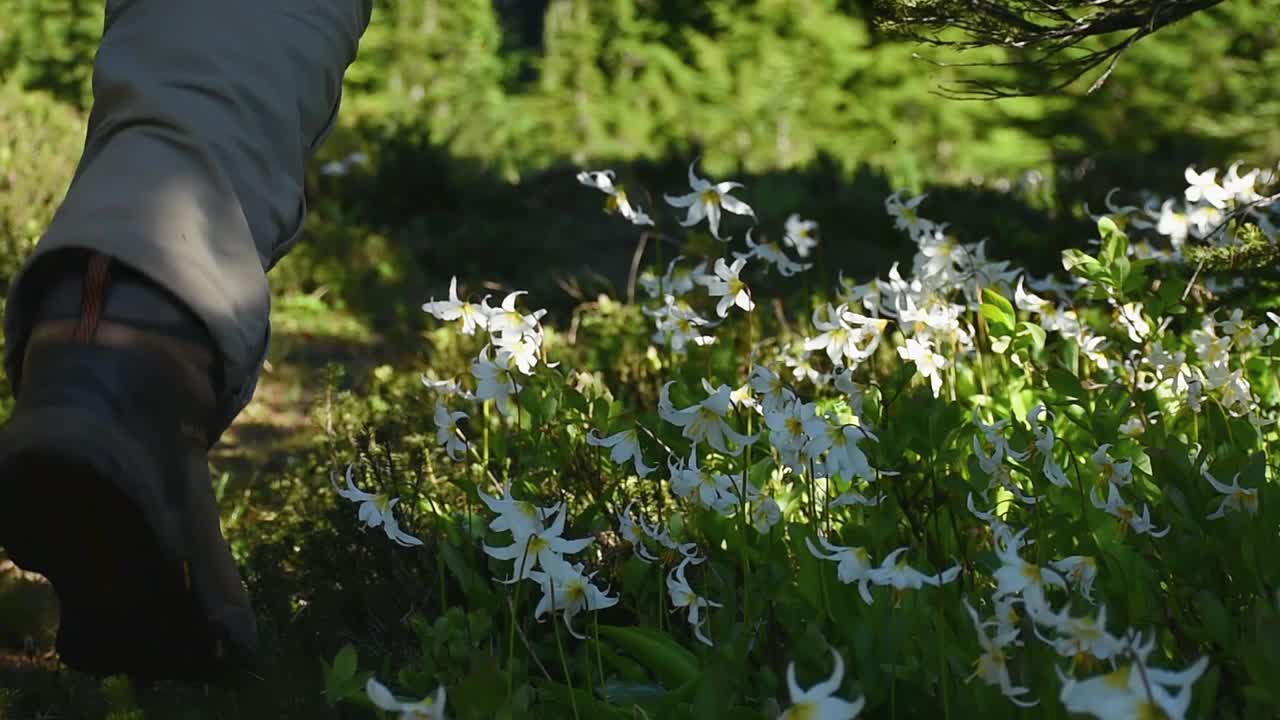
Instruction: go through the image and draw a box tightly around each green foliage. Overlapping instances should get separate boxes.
[279,171,1280,719]
[1184,222,1280,275]
[0,81,84,416]
[341,0,1048,187]
[0,0,101,108]
[0,81,84,290]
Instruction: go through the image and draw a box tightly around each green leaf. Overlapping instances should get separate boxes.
[533,680,632,719]
[1014,321,1046,352]
[980,288,1015,335]
[1099,216,1129,268]
[1061,249,1101,275]
[599,680,669,706]
[599,625,700,689]
[1194,590,1232,648]
[1046,367,1084,400]
[441,541,497,608]
[323,644,363,706]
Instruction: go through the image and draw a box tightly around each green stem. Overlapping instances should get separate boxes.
[740,308,755,622]
[483,400,491,468]
[553,609,581,720]
[593,614,607,698]
[935,603,951,720]
[506,595,519,703]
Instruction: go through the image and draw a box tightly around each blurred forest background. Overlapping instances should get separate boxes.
[2,0,1278,343]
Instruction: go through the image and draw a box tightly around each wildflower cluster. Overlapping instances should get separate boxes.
[326,160,1280,720]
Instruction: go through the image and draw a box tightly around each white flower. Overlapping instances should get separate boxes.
[734,229,811,276]
[1038,303,1081,335]
[422,277,489,335]
[1027,405,1070,488]
[472,346,522,416]
[698,257,755,317]
[916,229,967,282]
[779,648,865,720]
[807,422,876,483]
[319,151,368,177]
[972,409,1029,475]
[896,336,947,398]
[830,367,867,417]
[1223,162,1262,204]
[1118,416,1145,439]
[1146,340,1187,379]
[963,600,1038,708]
[1184,166,1229,209]
[712,472,759,516]
[885,191,933,241]
[992,528,1066,621]
[586,427,655,478]
[668,447,731,508]
[1039,605,1124,667]
[1076,331,1113,370]
[483,506,593,582]
[1058,635,1209,720]
[576,169,654,226]
[667,557,722,646]
[530,562,619,639]
[433,400,468,462]
[493,330,542,376]
[421,373,476,401]
[752,497,782,532]
[1049,555,1099,605]
[1090,482,1168,537]
[1118,302,1152,344]
[331,465,423,547]
[1014,276,1047,313]
[366,678,448,720]
[1155,199,1190,248]
[1091,444,1134,486]
[828,490,884,509]
[729,383,759,413]
[640,517,700,561]
[806,535,876,604]
[784,214,820,258]
[646,295,719,352]
[868,547,961,593]
[804,304,888,367]
[765,399,824,456]
[617,501,660,563]
[1201,467,1259,519]
[837,275,884,315]
[659,381,758,456]
[478,480,560,538]
[483,290,547,340]
[1187,202,1224,239]
[662,257,707,297]
[664,161,756,240]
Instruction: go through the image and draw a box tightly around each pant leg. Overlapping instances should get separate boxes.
[3,0,374,438]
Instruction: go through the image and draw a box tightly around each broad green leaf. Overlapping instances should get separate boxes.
[599,625,699,689]
[980,287,1015,334]
[323,644,364,706]
[1061,249,1101,275]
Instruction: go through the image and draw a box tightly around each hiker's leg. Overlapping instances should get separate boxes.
[3,0,374,439]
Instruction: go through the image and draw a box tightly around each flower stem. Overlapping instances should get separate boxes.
[593,614,607,697]
[553,611,581,720]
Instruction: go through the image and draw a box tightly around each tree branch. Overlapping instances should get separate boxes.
[872,0,1227,96]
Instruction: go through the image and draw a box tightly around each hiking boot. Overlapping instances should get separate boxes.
[0,252,258,679]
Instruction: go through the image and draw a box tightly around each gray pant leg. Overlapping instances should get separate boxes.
[4,0,373,438]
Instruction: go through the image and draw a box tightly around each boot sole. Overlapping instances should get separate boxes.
[0,407,221,679]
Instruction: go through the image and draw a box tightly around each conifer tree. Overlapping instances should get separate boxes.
[872,0,1228,96]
